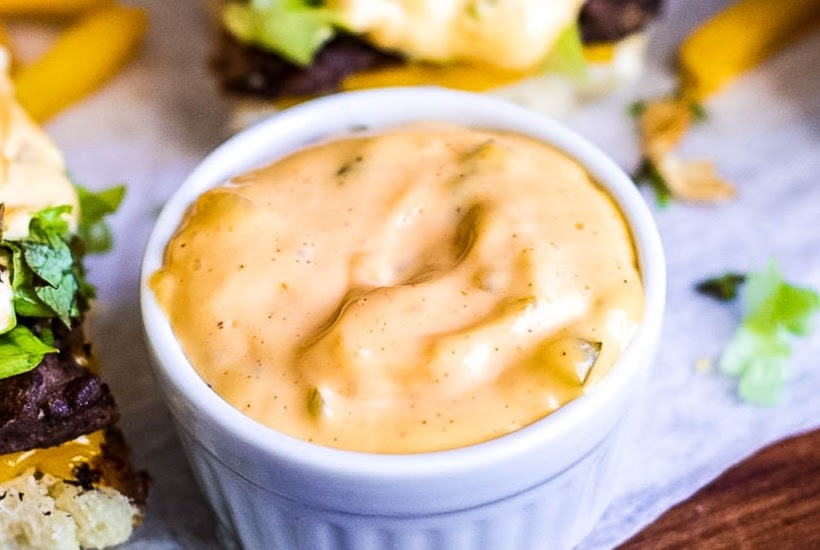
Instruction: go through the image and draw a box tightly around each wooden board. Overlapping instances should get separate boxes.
[618,428,820,548]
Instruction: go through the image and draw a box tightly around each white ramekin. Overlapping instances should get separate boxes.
[140,87,665,550]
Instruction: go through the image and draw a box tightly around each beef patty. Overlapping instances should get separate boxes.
[0,319,118,455]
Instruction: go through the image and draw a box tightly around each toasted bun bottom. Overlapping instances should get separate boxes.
[0,469,140,550]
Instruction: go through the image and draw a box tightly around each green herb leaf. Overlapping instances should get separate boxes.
[0,325,57,379]
[0,183,124,380]
[76,184,126,254]
[223,0,344,67]
[29,204,72,235]
[628,100,647,118]
[23,235,73,289]
[743,263,819,336]
[633,158,672,207]
[35,271,80,327]
[6,241,54,319]
[719,261,819,405]
[696,272,746,302]
[688,101,709,124]
[4,208,83,326]
[541,22,587,80]
[22,209,80,326]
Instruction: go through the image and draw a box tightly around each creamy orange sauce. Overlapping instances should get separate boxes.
[152,123,643,453]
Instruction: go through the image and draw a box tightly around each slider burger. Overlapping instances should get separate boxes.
[0,49,148,549]
[210,0,663,122]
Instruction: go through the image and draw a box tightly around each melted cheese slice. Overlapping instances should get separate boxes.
[330,0,586,71]
[0,430,105,483]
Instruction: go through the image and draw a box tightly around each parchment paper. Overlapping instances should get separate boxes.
[33,0,820,547]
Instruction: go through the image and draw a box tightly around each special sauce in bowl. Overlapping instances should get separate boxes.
[150,122,643,454]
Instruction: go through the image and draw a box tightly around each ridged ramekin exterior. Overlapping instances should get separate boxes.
[152,339,652,550]
[180,415,630,550]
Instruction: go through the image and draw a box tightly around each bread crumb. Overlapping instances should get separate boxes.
[0,468,139,550]
[695,356,713,373]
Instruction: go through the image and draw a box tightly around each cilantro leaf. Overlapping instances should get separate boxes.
[20,208,81,326]
[76,184,126,254]
[3,207,86,327]
[688,101,709,124]
[628,100,647,118]
[223,0,344,66]
[0,325,57,379]
[24,222,74,288]
[35,271,80,327]
[720,326,790,405]
[633,159,672,208]
[743,264,819,336]
[29,204,72,235]
[6,241,54,319]
[696,272,746,302]
[718,261,819,405]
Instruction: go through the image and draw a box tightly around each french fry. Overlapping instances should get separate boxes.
[633,0,820,203]
[0,24,9,49]
[679,0,820,100]
[11,4,148,122]
[0,0,114,19]
[0,24,19,73]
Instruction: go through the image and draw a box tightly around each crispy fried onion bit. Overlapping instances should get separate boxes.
[638,97,735,202]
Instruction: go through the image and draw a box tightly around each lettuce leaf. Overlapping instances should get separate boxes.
[223,0,344,66]
[719,261,819,405]
[541,22,588,80]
